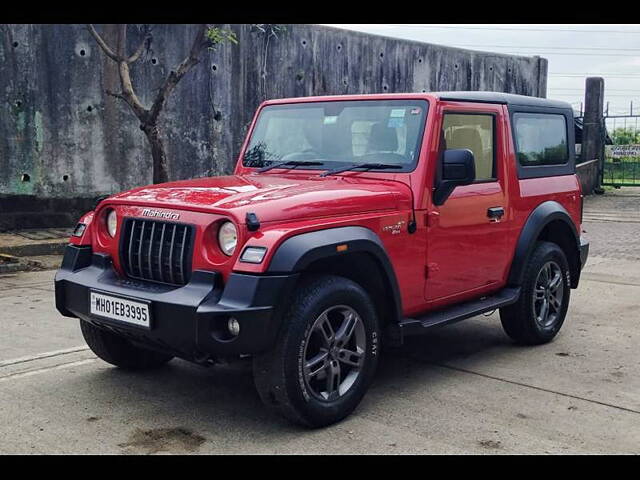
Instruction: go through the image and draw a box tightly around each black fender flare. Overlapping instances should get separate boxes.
[267,226,403,322]
[508,201,580,287]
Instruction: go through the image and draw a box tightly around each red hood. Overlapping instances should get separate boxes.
[107,173,412,224]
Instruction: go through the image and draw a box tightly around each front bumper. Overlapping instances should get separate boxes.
[54,245,298,359]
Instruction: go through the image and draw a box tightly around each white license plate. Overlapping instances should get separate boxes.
[89,291,151,329]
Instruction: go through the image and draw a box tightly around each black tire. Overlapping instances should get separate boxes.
[80,320,173,370]
[500,241,571,345]
[252,274,380,428]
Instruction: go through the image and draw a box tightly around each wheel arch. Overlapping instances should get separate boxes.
[267,226,403,325]
[508,201,582,288]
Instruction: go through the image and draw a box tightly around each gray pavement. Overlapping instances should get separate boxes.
[1,190,639,454]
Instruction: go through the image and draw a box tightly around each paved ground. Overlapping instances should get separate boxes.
[1,190,639,454]
[0,228,68,273]
[0,228,70,256]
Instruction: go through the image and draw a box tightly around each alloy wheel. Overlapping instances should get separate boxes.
[532,261,564,329]
[302,305,366,401]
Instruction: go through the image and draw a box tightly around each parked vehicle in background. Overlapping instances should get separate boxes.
[55,92,589,427]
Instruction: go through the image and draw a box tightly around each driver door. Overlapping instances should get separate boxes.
[425,104,511,304]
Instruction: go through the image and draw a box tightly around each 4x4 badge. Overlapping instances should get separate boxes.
[382,220,406,235]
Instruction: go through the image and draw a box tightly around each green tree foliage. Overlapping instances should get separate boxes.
[206,24,287,50]
[205,27,238,50]
[611,127,640,145]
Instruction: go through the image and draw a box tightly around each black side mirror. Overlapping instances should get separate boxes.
[433,149,476,206]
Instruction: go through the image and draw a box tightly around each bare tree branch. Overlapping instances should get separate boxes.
[148,24,209,124]
[127,26,151,63]
[88,23,225,184]
[117,61,149,120]
[105,89,126,101]
[86,24,123,62]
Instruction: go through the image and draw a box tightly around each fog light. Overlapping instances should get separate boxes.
[228,317,240,337]
[240,246,267,264]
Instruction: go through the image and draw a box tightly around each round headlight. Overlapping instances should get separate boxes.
[218,221,238,256]
[106,209,117,237]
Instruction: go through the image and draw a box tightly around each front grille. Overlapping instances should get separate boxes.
[120,218,194,286]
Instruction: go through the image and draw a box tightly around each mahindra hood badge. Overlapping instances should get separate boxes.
[141,208,180,220]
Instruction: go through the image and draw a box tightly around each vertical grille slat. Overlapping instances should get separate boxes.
[168,224,177,285]
[128,220,136,276]
[137,221,145,277]
[158,223,166,284]
[148,222,156,280]
[178,227,188,285]
[120,218,193,286]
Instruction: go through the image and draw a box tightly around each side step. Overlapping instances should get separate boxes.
[393,287,521,342]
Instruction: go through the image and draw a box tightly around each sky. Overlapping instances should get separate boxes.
[323,24,640,130]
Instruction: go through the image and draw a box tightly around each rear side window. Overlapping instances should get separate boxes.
[514,113,568,167]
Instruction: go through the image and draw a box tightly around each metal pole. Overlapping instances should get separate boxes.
[582,77,605,193]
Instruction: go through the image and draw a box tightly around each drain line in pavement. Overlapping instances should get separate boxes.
[420,359,640,416]
[0,359,96,382]
[0,346,90,368]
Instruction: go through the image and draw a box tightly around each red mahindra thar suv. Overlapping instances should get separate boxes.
[55,92,589,427]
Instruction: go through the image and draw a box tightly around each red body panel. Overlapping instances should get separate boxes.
[77,93,582,319]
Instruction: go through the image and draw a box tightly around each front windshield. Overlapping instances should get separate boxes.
[243,99,429,172]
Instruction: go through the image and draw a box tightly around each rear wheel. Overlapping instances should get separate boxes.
[500,241,571,345]
[252,275,380,428]
[80,320,173,370]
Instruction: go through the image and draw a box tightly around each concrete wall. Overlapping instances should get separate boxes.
[0,24,547,201]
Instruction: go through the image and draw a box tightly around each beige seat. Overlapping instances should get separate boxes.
[445,126,493,180]
[367,122,399,153]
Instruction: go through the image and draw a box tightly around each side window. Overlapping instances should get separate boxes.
[514,113,568,167]
[442,113,495,181]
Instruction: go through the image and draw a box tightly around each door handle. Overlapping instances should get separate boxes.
[487,207,505,220]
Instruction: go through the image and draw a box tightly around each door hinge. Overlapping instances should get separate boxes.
[425,211,439,227]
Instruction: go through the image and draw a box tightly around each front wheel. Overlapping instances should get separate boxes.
[500,241,571,345]
[253,275,380,428]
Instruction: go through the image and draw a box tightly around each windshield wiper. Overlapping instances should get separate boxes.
[256,160,325,173]
[319,163,403,177]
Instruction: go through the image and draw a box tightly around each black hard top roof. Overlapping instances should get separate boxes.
[431,91,571,109]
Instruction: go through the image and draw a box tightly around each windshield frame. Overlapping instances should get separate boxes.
[241,98,430,174]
